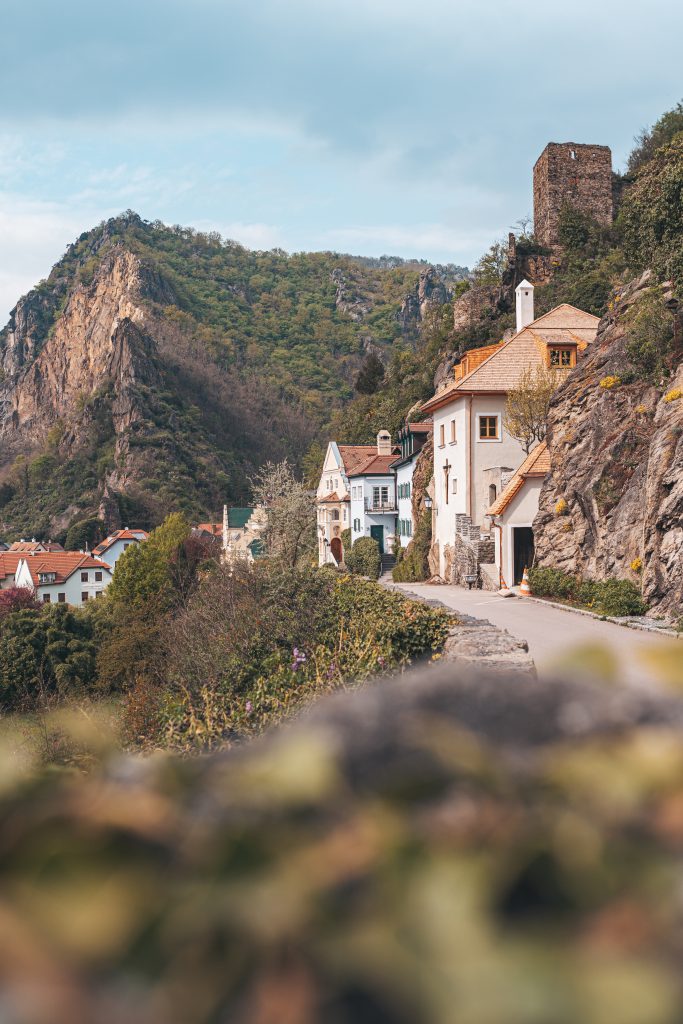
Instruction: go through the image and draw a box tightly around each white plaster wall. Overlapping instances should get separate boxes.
[497,477,543,588]
[471,395,526,527]
[350,476,397,553]
[432,396,467,575]
[38,569,113,606]
[395,460,414,548]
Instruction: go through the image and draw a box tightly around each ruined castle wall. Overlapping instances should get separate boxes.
[533,143,613,251]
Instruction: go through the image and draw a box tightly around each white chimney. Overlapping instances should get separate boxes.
[515,279,535,333]
[376,430,392,456]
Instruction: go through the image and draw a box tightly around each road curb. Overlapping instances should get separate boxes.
[519,594,680,639]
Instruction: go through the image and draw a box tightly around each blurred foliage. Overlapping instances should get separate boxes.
[393,509,432,582]
[345,536,382,580]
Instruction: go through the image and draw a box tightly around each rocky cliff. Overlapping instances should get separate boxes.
[534,274,683,619]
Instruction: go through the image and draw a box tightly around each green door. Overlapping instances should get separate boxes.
[370,525,384,554]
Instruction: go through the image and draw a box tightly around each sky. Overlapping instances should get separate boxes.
[1,0,682,322]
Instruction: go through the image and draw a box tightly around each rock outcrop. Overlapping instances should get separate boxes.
[534,274,683,619]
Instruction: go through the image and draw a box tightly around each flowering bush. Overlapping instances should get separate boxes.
[664,387,682,403]
[554,498,568,516]
[528,567,647,616]
[635,404,648,415]
[599,375,621,390]
[630,557,643,572]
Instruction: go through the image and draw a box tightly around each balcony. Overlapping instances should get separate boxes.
[364,500,397,514]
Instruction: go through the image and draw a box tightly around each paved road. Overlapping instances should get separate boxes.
[391,582,678,688]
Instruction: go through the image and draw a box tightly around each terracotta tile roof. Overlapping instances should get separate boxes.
[319,492,341,503]
[0,553,25,580]
[486,443,551,517]
[18,553,113,587]
[406,422,433,433]
[92,532,149,557]
[348,454,399,477]
[337,445,377,476]
[421,304,600,412]
[8,541,64,553]
[194,523,223,537]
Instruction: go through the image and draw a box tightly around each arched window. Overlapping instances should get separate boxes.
[489,484,497,504]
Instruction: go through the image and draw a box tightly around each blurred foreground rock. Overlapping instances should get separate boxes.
[2,660,683,1023]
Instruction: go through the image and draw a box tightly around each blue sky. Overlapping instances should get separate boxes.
[1,0,681,321]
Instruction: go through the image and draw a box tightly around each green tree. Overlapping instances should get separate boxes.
[628,100,683,174]
[107,512,191,612]
[251,461,316,567]
[355,353,385,395]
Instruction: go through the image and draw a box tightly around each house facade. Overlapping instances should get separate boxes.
[348,431,398,555]
[14,553,113,605]
[421,282,599,581]
[92,529,149,570]
[392,422,432,548]
[486,442,550,587]
[316,441,380,565]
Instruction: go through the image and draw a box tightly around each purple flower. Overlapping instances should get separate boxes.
[291,647,307,671]
[245,701,253,714]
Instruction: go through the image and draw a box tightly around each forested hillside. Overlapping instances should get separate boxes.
[0,215,466,541]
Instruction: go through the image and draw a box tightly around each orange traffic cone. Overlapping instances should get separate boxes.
[519,567,532,596]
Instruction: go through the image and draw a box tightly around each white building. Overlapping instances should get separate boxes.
[391,422,432,548]
[14,552,113,605]
[348,431,398,556]
[316,440,380,565]
[486,442,550,587]
[92,528,149,570]
[421,282,599,580]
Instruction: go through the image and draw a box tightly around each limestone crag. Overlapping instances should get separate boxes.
[534,274,683,618]
[0,247,160,476]
[399,267,451,335]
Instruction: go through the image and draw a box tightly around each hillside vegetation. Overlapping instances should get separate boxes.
[0,215,465,539]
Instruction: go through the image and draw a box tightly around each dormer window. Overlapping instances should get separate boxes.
[549,347,575,368]
[38,572,56,584]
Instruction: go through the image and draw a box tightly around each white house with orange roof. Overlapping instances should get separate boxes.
[14,552,113,605]
[391,421,433,548]
[485,442,551,587]
[348,431,399,556]
[92,528,149,570]
[421,281,599,581]
[316,439,381,565]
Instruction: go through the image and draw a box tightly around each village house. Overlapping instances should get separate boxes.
[9,539,64,553]
[195,507,267,564]
[485,442,550,588]
[92,528,149,570]
[316,441,380,565]
[348,431,399,557]
[14,552,113,605]
[421,281,599,583]
[391,422,432,548]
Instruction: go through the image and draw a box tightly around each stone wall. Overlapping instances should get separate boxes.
[442,515,495,588]
[533,142,613,251]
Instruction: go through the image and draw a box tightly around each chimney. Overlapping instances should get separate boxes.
[376,430,392,456]
[515,279,534,333]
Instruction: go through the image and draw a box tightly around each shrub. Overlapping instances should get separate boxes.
[630,557,643,572]
[554,498,568,516]
[599,376,621,390]
[527,567,647,616]
[393,510,432,583]
[624,291,676,380]
[528,567,578,600]
[591,579,647,617]
[664,388,682,403]
[346,537,382,580]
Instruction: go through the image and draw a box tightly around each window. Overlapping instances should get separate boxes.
[479,415,499,440]
[42,593,51,604]
[407,482,411,497]
[450,419,456,443]
[549,347,574,368]
[439,424,445,447]
[452,478,458,494]
[354,518,361,531]
[380,486,389,506]
[95,591,103,599]
[489,483,497,504]
[95,571,103,582]
[81,592,89,602]
[81,571,88,582]
[58,593,66,603]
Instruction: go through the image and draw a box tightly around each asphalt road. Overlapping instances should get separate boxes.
[391,582,679,688]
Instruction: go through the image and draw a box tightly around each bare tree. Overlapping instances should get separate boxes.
[251,460,316,567]
[503,364,560,455]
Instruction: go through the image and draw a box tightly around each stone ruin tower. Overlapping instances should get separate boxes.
[533,143,613,251]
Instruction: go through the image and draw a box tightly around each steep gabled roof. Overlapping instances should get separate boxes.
[486,442,550,517]
[19,553,113,586]
[421,303,600,412]
[0,553,25,580]
[348,454,399,478]
[337,445,377,476]
[8,541,64,553]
